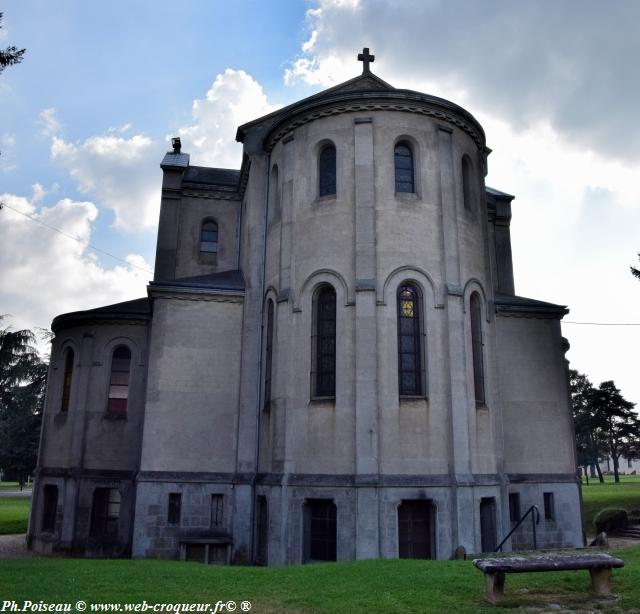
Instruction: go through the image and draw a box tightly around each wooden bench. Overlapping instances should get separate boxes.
[473,553,625,603]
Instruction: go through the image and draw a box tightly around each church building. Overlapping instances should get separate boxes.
[29,50,583,563]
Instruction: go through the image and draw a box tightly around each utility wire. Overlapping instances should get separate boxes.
[564,321,640,326]
[2,202,639,325]
[0,201,153,275]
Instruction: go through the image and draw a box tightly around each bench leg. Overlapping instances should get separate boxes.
[485,572,506,603]
[589,567,612,595]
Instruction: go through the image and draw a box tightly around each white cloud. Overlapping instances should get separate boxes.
[38,107,61,137]
[0,189,150,340]
[51,132,160,231]
[178,69,281,168]
[287,0,640,162]
[47,69,279,231]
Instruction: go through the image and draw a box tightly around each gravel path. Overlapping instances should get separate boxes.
[0,534,33,559]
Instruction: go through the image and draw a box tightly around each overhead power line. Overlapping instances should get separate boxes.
[563,321,640,327]
[0,200,153,274]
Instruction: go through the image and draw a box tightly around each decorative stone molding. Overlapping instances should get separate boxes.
[266,98,485,152]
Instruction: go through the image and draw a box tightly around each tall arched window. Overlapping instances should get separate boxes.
[107,346,131,416]
[263,299,274,410]
[395,142,414,193]
[462,155,473,210]
[312,285,336,397]
[397,283,424,396]
[470,292,485,403]
[200,220,218,253]
[60,347,74,412]
[268,165,280,224]
[318,144,336,197]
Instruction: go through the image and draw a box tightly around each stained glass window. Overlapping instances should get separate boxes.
[470,292,485,403]
[395,142,414,193]
[313,286,336,397]
[319,144,336,197]
[107,346,131,416]
[200,221,218,253]
[264,300,274,410]
[397,284,423,396]
[60,348,74,412]
[462,155,473,210]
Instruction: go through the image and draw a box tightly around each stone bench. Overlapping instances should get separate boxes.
[473,553,625,603]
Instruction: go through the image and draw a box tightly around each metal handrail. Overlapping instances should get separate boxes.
[496,505,540,552]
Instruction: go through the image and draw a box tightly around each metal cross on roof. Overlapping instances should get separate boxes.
[357,47,375,74]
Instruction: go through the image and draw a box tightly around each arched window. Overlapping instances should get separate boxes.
[264,299,274,410]
[60,347,74,412]
[312,285,336,397]
[269,165,280,223]
[462,155,473,210]
[200,220,218,253]
[397,283,423,396]
[470,292,485,403]
[318,144,336,197]
[107,346,131,416]
[395,142,414,193]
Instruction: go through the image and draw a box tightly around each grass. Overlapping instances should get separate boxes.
[0,496,30,535]
[0,548,639,613]
[581,474,640,534]
[0,476,638,611]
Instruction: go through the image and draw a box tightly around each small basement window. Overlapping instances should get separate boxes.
[168,493,181,526]
[543,492,555,521]
[508,493,521,523]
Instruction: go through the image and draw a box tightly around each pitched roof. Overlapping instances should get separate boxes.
[183,166,240,190]
[150,269,245,292]
[235,70,486,152]
[494,293,568,318]
[52,298,150,332]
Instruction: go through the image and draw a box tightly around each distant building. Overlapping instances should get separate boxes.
[29,50,582,562]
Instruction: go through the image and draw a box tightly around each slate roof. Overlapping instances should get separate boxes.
[235,70,486,150]
[486,186,515,199]
[494,293,568,317]
[52,297,150,332]
[182,166,240,190]
[150,269,245,292]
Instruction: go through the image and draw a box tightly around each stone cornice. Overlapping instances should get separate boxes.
[264,90,486,152]
[149,284,244,303]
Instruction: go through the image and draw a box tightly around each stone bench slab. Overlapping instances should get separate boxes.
[474,553,624,573]
[473,553,625,603]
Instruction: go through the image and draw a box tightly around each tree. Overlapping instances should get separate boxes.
[0,13,25,75]
[632,253,640,280]
[591,380,639,483]
[0,317,46,488]
[570,370,605,482]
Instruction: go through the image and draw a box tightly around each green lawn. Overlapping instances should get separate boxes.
[581,474,640,534]
[1,477,640,611]
[0,548,638,613]
[0,496,30,534]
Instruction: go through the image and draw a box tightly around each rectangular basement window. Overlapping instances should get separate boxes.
[168,493,181,526]
[508,493,521,523]
[544,492,555,521]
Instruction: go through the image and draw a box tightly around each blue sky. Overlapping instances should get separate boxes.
[2,0,640,407]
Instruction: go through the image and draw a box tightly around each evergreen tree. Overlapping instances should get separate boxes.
[0,13,25,75]
[0,317,46,488]
[570,370,605,482]
[632,253,640,280]
[591,380,639,483]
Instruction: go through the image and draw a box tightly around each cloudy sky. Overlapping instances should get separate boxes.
[1,0,639,406]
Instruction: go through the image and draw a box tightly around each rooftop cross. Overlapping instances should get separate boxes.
[357,47,375,74]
